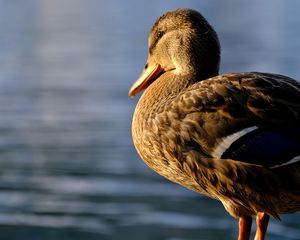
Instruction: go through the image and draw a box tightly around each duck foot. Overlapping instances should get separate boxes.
[238,216,252,240]
[237,213,270,240]
[254,212,269,240]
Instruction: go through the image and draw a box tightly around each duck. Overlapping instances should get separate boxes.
[128,8,300,240]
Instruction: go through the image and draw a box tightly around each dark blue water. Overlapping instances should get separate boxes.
[0,1,299,239]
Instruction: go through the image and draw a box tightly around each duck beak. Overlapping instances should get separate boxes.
[128,60,164,97]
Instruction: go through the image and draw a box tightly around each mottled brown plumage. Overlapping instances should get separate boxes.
[129,8,300,240]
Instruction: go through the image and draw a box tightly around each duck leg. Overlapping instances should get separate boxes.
[238,216,252,240]
[254,212,269,240]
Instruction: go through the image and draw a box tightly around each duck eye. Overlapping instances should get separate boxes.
[156,31,164,39]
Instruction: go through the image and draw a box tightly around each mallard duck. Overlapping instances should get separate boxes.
[129,8,300,240]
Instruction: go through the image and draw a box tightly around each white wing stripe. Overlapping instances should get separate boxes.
[212,126,258,158]
[270,156,300,168]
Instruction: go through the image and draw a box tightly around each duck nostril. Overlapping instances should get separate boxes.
[144,63,148,69]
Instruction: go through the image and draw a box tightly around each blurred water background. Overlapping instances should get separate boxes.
[0,0,300,239]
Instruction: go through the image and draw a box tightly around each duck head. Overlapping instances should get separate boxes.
[129,8,221,97]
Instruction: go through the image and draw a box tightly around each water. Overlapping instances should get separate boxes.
[0,0,300,239]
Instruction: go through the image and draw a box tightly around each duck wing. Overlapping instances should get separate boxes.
[175,72,300,168]
[221,72,300,168]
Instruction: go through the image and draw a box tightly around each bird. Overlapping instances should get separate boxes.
[128,8,300,240]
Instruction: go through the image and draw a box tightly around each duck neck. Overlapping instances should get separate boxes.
[132,72,190,152]
[139,72,193,109]
[133,69,219,132]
